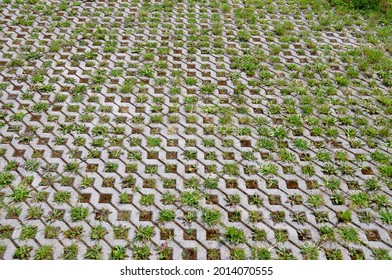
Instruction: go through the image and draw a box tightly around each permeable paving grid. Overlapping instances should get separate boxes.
[0,0,391,260]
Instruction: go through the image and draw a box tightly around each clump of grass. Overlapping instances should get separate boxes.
[84,244,102,260]
[0,245,6,255]
[71,206,89,222]
[0,172,15,188]
[223,164,240,176]
[134,226,154,242]
[251,247,271,260]
[110,246,127,260]
[379,211,392,225]
[273,21,294,36]
[300,243,319,260]
[339,226,360,243]
[230,247,246,260]
[159,209,176,223]
[231,55,260,76]
[90,225,108,240]
[14,246,33,260]
[225,227,246,244]
[63,244,78,260]
[140,194,154,206]
[181,191,203,207]
[20,225,37,240]
[34,245,54,260]
[201,208,221,226]
[372,248,391,260]
[146,137,161,147]
[9,185,30,202]
[132,245,151,260]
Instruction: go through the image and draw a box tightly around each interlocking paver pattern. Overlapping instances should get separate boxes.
[0,0,391,260]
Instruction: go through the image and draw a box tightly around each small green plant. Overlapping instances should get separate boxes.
[20,225,37,240]
[34,245,54,260]
[145,165,158,175]
[26,206,43,220]
[293,138,309,150]
[90,225,108,240]
[273,21,293,36]
[226,193,241,206]
[161,192,177,205]
[325,249,343,260]
[63,244,78,260]
[113,225,129,240]
[63,226,84,239]
[248,194,264,207]
[54,191,71,204]
[183,150,197,160]
[4,160,19,171]
[201,208,221,226]
[110,246,127,260]
[275,230,289,243]
[134,226,154,242]
[0,172,15,188]
[84,244,102,260]
[330,192,345,205]
[323,177,340,191]
[14,246,33,260]
[162,178,176,189]
[9,185,30,202]
[64,160,80,173]
[319,226,335,241]
[32,102,49,112]
[71,206,89,222]
[225,227,246,244]
[372,248,391,260]
[140,194,155,206]
[339,226,359,243]
[337,209,352,223]
[230,248,246,260]
[260,163,278,175]
[270,210,286,223]
[278,149,296,162]
[379,211,392,225]
[119,192,131,204]
[139,64,154,78]
[132,245,151,260]
[105,162,119,172]
[204,178,219,189]
[181,191,203,207]
[276,247,296,260]
[185,77,197,86]
[231,55,260,76]
[238,29,251,41]
[251,228,267,241]
[248,211,264,223]
[291,211,307,224]
[0,225,13,239]
[364,178,380,191]
[223,164,240,176]
[200,83,217,94]
[308,194,324,208]
[300,243,319,260]
[251,247,271,260]
[159,209,176,223]
[146,137,161,147]
[350,192,370,208]
[81,177,94,188]
[302,164,316,176]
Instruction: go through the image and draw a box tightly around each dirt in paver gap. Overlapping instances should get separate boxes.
[0,0,391,260]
